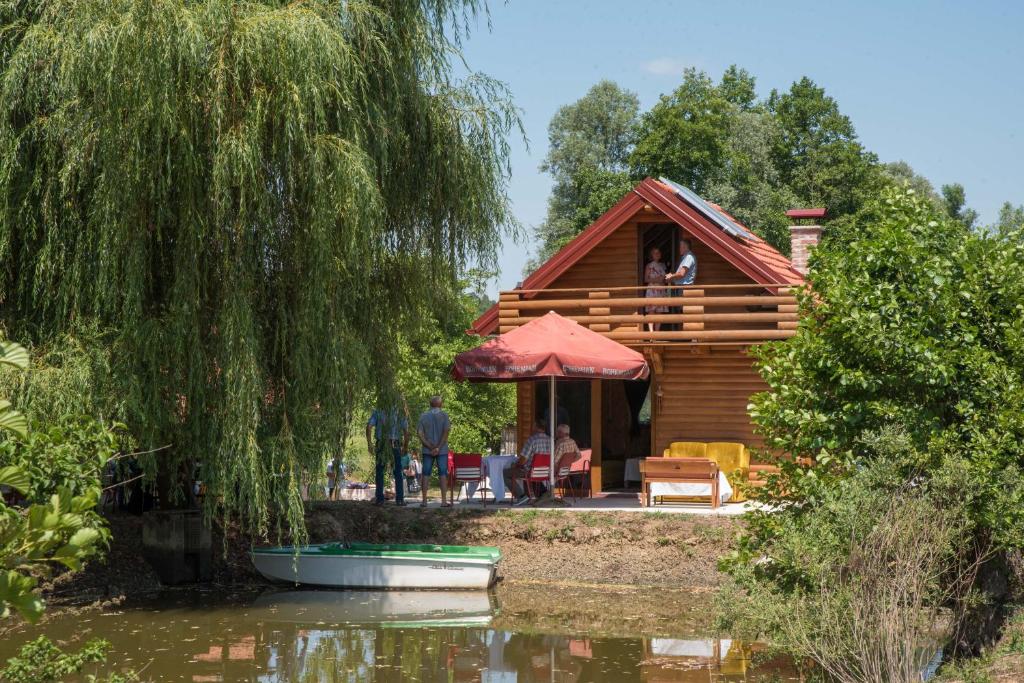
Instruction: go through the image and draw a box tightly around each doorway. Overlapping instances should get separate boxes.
[639,224,677,284]
[600,377,651,490]
[530,380,591,449]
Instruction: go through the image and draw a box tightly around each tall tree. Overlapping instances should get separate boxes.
[997,201,1024,233]
[883,160,941,201]
[0,0,518,535]
[767,77,882,220]
[630,68,735,194]
[940,182,980,229]
[704,112,798,253]
[530,80,639,268]
[718,65,758,111]
[532,67,996,271]
[541,80,638,180]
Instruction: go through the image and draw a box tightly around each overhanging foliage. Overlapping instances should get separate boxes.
[0,0,518,535]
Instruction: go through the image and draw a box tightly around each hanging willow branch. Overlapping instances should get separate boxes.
[0,0,518,538]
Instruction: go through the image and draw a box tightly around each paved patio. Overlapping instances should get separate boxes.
[409,492,754,516]
[454,492,752,516]
[330,485,755,516]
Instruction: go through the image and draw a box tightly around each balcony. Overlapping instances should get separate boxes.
[497,283,802,345]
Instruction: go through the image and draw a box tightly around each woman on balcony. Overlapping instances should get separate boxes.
[644,246,669,332]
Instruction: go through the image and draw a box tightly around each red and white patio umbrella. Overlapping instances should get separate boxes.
[452,311,649,491]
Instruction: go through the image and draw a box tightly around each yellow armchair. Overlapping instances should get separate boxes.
[706,442,749,502]
[662,442,707,459]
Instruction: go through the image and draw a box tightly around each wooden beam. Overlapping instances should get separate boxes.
[682,288,705,332]
[507,294,797,310]
[590,379,602,495]
[497,312,799,325]
[510,282,803,294]
[609,329,796,341]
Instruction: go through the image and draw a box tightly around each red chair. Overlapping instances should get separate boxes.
[553,454,577,501]
[569,449,593,498]
[448,453,484,504]
[512,453,550,501]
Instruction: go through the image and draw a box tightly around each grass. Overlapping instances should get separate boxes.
[577,511,609,527]
[692,522,729,543]
[543,525,575,543]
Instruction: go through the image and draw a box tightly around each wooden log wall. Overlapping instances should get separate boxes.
[542,222,639,292]
[652,347,768,455]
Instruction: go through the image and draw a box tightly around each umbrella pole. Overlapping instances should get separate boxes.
[549,375,556,493]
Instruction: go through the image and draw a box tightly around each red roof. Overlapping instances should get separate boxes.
[470,178,803,336]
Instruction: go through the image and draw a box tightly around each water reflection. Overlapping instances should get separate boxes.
[0,589,800,682]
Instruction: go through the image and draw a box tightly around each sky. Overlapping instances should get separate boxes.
[458,0,1024,297]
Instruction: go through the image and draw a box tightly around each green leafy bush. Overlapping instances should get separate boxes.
[747,187,1024,553]
[724,188,1024,674]
[395,281,515,455]
[0,339,114,622]
[721,443,976,683]
[0,636,135,683]
[0,416,124,503]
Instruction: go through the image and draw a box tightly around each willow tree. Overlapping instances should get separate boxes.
[0,0,517,535]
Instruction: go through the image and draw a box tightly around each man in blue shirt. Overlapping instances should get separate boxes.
[417,395,451,507]
[666,237,697,286]
[366,403,409,506]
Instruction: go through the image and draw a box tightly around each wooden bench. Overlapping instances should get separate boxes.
[639,457,720,509]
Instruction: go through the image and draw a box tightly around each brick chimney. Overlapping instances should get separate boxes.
[785,208,827,275]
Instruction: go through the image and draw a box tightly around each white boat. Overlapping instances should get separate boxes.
[250,542,501,590]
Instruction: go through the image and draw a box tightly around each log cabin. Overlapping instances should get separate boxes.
[470,177,824,494]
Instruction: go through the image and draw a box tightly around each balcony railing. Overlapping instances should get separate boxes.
[497,283,802,344]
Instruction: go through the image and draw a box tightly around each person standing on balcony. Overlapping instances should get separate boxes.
[643,246,669,332]
[665,237,697,287]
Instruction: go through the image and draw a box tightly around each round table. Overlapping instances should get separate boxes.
[463,454,518,502]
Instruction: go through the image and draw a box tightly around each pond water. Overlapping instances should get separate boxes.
[1,586,801,682]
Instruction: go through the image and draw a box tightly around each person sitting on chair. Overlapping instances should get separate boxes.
[505,418,548,506]
[554,424,581,470]
[554,424,582,496]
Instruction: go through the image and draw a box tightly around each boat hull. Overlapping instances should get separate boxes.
[251,544,500,590]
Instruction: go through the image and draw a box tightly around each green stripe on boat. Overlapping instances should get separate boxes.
[252,542,502,563]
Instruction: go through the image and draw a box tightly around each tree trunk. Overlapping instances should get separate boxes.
[951,550,1013,657]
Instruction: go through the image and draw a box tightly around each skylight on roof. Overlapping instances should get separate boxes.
[658,177,760,242]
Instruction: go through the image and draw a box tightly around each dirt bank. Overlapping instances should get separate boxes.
[40,503,738,612]
[305,502,738,588]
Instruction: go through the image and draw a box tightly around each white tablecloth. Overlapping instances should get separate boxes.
[624,457,642,486]
[463,454,518,502]
[648,471,732,505]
